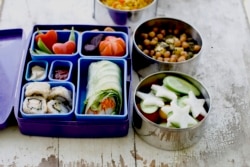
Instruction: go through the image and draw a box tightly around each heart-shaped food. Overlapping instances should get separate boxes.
[52,41,76,54]
[35,30,58,51]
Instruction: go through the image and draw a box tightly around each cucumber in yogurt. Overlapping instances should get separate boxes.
[163,76,200,96]
[140,101,158,114]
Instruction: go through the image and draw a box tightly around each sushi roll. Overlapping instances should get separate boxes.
[22,96,47,114]
[48,86,72,105]
[25,82,50,99]
[84,60,122,115]
[47,99,71,113]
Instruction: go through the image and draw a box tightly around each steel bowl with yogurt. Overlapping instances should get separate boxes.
[133,71,211,150]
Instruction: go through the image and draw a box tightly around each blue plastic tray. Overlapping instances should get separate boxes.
[12,24,131,137]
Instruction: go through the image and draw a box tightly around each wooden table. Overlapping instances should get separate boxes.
[1,0,250,166]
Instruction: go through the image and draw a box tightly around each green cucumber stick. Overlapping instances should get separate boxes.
[68,27,75,42]
[37,38,53,54]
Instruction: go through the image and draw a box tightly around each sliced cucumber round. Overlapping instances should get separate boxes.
[163,76,200,96]
[177,95,189,107]
[140,101,158,114]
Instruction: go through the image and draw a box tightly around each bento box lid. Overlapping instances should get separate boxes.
[0,28,24,129]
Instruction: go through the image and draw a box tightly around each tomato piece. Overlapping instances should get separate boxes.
[35,30,57,51]
[52,41,76,54]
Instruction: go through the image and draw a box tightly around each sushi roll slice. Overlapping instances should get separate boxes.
[25,82,50,99]
[47,99,71,113]
[22,96,47,114]
[84,60,122,115]
[48,86,72,105]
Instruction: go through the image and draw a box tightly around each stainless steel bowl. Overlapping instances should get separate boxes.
[133,71,211,150]
[93,0,158,31]
[132,17,203,78]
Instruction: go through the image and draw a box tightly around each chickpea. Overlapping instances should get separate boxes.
[143,49,149,55]
[152,37,158,42]
[164,57,170,62]
[150,50,155,56]
[150,40,158,46]
[153,27,159,33]
[174,39,181,47]
[167,29,173,34]
[155,51,162,58]
[143,39,151,46]
[160,29,166,36]
[180,33,187,42]
[180,51,188,58]
[141,33,148,39]
[193,45,201,52]
[169,55,178,62]
[177,56,186,62]
[157,33,164,40]
[182,41,189,49]
[137,44,143,50]
[157,56,163,62]
[163,51,171,58]
[173,29,179,35]
[149,31,156,38]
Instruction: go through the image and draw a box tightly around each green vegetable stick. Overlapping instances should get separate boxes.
[37,38,53,54]
[68,27,75,42]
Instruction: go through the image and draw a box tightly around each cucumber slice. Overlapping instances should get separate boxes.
[177,96,189,107]
[140,101,158,114]
[163,76,200,96]
[170,122,180,128]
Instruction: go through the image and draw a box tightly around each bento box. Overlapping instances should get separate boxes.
[0,24,131,137]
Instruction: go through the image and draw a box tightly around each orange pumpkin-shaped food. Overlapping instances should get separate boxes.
[99,36,126,56]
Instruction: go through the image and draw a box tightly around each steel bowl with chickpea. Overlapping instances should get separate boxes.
[132,17,203,77]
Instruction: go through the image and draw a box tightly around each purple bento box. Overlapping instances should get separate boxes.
[0,24,131,138]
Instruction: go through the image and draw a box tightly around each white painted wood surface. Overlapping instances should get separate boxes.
[1,0,250,166]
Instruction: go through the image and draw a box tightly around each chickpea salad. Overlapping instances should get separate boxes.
[136,27,201,63]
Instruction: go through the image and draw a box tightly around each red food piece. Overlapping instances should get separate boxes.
[52,41,76,54]
[54,69,69,80]
[196,114,205,122]
[137,103,160,123]
[35,30,57,51]
[142,110,160,123]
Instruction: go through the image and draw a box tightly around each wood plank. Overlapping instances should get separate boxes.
[0,0,250,166]
[58,129,135,167]
[0,126,58,166]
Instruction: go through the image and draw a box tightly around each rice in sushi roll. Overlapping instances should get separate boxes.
[47,99,71,113]
[22,96,47,114]
[25,82,50,99]
[48,86,72,105]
